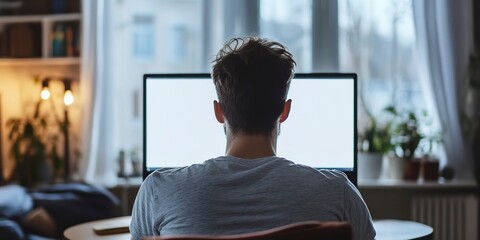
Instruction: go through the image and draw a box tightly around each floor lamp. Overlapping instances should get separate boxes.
[41,78,74,181]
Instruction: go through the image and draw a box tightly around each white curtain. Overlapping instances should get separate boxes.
[78,0,117,185]
[413,0,475,180]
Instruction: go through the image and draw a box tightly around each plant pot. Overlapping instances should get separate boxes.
[381,153,405,180]
[358,152,383,180]
[403,158,421,181]
[422,156,439,181]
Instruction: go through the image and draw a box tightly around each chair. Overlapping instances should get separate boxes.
[142,221,353,240]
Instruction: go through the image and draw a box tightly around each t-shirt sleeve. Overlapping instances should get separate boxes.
[130,176,159,239]
[343,180,376,240]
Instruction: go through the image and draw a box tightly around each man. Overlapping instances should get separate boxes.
[130,37,376,240]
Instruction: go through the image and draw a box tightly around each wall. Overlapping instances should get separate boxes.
[475,0,480,53]
[0,65,80,180]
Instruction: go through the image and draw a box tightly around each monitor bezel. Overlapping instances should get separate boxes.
[143,73,357,186]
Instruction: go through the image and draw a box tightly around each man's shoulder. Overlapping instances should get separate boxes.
[280,160,349,181]
[143,157,350,185]
[314,168,350,181]
[144,158,220,182]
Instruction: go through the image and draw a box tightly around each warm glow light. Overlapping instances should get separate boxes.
[40,87,50,100]
[64,90,74,105]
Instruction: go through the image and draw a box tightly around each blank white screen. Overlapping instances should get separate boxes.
[146,76,354,169]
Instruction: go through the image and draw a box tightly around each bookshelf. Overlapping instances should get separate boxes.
[0,13,81,65]
[0,57,80,66]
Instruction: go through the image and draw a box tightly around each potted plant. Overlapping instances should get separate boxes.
[358,115,394,180]
[385,106,425,180]
[6,100,63,187]
[420,131,442,181]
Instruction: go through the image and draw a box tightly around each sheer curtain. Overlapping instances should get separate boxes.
[78,0,117,185]
[413,0,475,180]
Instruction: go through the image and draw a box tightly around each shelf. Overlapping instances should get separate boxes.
[0,13,81,24]
[0,57,80,66]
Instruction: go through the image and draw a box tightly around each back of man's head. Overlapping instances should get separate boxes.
[212,37,296,135]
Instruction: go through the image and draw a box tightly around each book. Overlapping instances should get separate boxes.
[92,218,131,235]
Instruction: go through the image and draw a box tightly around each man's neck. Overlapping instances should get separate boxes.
[225,132,277,159]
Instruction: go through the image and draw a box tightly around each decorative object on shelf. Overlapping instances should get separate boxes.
[117,150,126,178]
[0,23,42,58]
[419,129,442,181]
[6,76,76,186]
[130,148,142,177]
[358,114,393,180]
[50,21,80,57]
[440,166,455,180]
[381,152,406,180]
[117,148,142,178]
[0,11,81,60]
[51,22,66,57]
[421,155,440,181]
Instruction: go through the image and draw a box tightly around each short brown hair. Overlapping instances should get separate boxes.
[212,37,296,135]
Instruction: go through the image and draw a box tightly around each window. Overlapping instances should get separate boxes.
[106,0,204,166]
[101,0,442,178]
[339,0,420,115]
[338,0,442,158]
[260,0,312,72]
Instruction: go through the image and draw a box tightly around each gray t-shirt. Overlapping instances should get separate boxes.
[130,156,375,240]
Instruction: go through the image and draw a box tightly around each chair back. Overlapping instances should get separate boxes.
[142,221,353,240]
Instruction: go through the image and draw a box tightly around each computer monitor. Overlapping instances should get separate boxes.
[143,73,357,185]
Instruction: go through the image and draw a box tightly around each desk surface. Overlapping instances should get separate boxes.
[373,219,433,240]
[64,217,433,240]
[64,216,131,240]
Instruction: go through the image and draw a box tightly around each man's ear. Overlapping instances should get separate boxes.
[214,100,225,123]
[279,99,292,123]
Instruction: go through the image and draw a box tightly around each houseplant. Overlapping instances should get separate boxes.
[385,106,426,180]
[7,99,63,187]
[358,114,394,180]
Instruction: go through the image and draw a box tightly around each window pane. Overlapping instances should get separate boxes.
[338,0,442,158]
[339,0,419,114]
[108,0,203,158]
[260,0,312,72]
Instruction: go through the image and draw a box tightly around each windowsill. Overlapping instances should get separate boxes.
[115,176,143,187]
[108,176,478,190]
[358,178,477,189]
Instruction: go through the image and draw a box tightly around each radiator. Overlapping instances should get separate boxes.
[411,195,478,240]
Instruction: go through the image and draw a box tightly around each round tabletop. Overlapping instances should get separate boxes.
[64,217,433,240]
[373,219,433,240]
[63,216,131,240]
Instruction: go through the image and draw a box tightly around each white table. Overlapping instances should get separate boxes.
[64,216,131,240]
[373,219,433,240]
